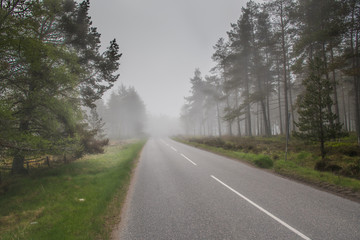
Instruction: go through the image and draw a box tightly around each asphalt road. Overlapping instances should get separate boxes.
[116,138,360,240]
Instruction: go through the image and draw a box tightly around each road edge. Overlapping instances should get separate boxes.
[110,140,147,239]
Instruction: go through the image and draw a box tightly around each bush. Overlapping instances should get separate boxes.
[341,163,360,178]
[254,155,273,169]
[315,160,327,171]
[327,142,360,157]
[83,138,109,154]
[339,145,360,157]
[203,137,225,147]
[223,142,236,150]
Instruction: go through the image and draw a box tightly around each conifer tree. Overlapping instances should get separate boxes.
[296,57,343,160]
[0,0,122,174]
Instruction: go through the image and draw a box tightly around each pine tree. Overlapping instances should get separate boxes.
[296,57,343,160]
[212,38,233,136]
[0,0,122,174]
[184,69,207,135]
[105,85,146,139]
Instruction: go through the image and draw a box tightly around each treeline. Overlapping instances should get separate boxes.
[95,85,146,139]
[0,0,121,174]
[181,0,360,144]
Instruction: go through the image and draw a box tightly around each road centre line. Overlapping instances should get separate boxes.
[180,154,197,166]
[171,146,178,152]
[211,175,312,240]
[160,139,169,146]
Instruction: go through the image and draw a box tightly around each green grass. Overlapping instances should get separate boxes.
[274,160,360,191]
[0,140,146,240]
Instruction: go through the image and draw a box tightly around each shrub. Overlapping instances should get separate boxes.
[203,137,225,147]
[254,155,273,169]
[315,159,343,174]
[327,142,360,157]
[315,160,327,171]
[341,163,360,178]
[223,142,236,150]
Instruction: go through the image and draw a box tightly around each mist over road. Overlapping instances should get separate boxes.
[116,138,360,240]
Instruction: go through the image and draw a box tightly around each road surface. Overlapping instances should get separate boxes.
[115,138,360,240]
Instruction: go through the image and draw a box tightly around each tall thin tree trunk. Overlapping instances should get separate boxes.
[348,93,352,131]
[341,84,348,131]
[319,108,326,160]
[356,24,360,144]
[265,48,272,136]
[256,69,271,136]
[287,63,295,132]
[280,4,289,139]
[245,65,252,136]
[266,87,271,136]
[223,70,233,137]
[237,117,241,136]
[226,95,233,136]
[350,5,360,144]
[257,104,260,136]
[322,43,335,130]
[330,44,340,124]
[235,89,242,136]
[277,58,284,135]
[216,101,222,137]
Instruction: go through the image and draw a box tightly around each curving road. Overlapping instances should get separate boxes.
[115,138,360,240]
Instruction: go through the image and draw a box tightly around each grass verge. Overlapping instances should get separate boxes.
[0,140,146,240]
[174,137,360,199]
[174,137,273,169]
[274,160,360,192]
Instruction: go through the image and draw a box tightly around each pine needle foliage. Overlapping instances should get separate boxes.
[296,57,344,159]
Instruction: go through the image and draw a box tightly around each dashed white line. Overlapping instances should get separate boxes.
[211,175,311,240]
[180,154,197,166]
[160,139,169,146]
[171,146,178,152]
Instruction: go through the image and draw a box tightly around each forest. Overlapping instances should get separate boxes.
[0,0,147,175]
[181,0,360,151]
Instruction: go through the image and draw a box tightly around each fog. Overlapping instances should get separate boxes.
[88,0,265,137]
[89,0,256,114]
[146,115,183,137]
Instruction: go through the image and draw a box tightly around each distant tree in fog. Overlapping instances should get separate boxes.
[181,69,207,135]
[99,85,146,139]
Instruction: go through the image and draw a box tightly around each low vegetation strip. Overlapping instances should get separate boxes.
[174,137,274,169]
[174,136,360,201]
[0,140,146,240]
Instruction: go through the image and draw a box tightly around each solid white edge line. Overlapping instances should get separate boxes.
[180,154,197,166]
[211,175,311,240]
[171,146,178,152]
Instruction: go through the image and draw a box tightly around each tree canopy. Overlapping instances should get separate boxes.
[0,0,122,173]
[182,0,359,150]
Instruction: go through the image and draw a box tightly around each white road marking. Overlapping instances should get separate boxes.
[160,139,169,146]
[180,154,197,166]
[171,146,178,152]
[211,175,312,240]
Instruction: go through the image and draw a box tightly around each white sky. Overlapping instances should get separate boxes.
[89,0,261,117]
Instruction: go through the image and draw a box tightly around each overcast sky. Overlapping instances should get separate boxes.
[89,0,262,117]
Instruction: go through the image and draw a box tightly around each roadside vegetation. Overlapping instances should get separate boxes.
[175,135,360,200]
[0,140,146,240]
